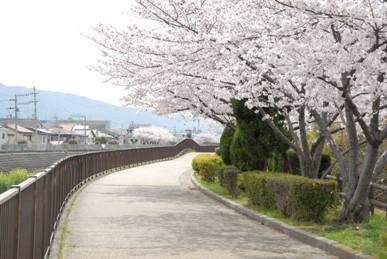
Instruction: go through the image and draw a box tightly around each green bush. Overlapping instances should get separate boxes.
[200,162,218,182]
[219,127,234,165]
[229,99,289,171]
[381,232,387,249]
[192,154,223,182]
[8,168,29,185]
[242,172,338,222]
[266,177,292,217]
[0,174,10,193]
[218,165,238,186]
[95,136,107,144]
[289,177,338,221]
[0,168,30,193]
[242,172,275,208]
[223,167,240,198]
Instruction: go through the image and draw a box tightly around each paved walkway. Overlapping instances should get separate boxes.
[58,153,336,259]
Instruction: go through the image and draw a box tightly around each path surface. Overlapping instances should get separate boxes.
[59,153,336,259]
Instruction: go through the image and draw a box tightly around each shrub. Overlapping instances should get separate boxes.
[200,162,218,182]
[242,172,338,222]
[8,168,29,185]
[242,172,275,208]
[219,127,234,165]
[215,147,221,156]
[192,154,223,182]
[0,174,10,193]
[0,168,30,194]
[289,177,337,221]
[381,232,387,249]
[230,99,289,171]
[95,136,107,144]
[218,165,238,186]
[266,177,292,217]
[223,167,240,198]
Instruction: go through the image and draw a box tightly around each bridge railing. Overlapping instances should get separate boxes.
[0,139,217,259]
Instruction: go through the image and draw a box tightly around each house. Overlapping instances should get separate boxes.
[49,128,86,144]
[101,128,129,144]
[0,125,14,145]
[72,124,95,144]
[29,128,50,145]
[3,123,34,144]
[44,119,111,130]
[0,118,51,145]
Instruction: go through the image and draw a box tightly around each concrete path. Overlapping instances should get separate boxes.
[59,153,336,259]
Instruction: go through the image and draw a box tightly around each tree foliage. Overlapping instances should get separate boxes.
[230,99,288,171]
[219,126,234,165]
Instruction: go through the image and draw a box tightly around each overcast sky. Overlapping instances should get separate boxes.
[0,0,138,105]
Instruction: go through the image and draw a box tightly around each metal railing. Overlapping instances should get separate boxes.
[1,143,170,152]
[0,139,217,259]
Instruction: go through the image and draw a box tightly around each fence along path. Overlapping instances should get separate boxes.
[0,139,216,259]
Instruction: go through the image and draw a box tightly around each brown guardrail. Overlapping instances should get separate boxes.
[0,139,218,259]
[325,175,387,219]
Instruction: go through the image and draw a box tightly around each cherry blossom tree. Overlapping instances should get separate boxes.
[90,0,327,179]
[91,0,387,222]
[133,126,177,144]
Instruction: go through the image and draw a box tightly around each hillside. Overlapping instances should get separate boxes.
[0,84,204,130]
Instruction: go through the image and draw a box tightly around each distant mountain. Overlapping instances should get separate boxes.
[0,84,206,131]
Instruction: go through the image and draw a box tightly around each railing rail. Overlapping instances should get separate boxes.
[0,139,217,259]
[325,175,386,219]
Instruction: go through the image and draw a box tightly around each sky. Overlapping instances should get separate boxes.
[0,0,140,105]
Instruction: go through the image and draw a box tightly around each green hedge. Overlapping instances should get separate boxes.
[242,172,275,208]
[381,232,387,249]
[223,166,240,198]
[192,154,223,182]
[242,171,338,222]
[0,168,30,193]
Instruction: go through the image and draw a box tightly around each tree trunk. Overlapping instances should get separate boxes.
[338,144,379,222]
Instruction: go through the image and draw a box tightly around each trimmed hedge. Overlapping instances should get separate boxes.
[381,232,387,249]
[218,165,238,187]
[223,166,240,198]
[0,168,30,193]
[192,154,223,182]
[242,172,275,209]
[242,171,338,222]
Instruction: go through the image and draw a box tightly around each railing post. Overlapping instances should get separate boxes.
[336,175,343,193]
[12,186,21,259]
[42,175,48,259]
[29,176,38,259]
[369,186,375,216]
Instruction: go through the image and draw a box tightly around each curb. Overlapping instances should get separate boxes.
[191,174,374,259]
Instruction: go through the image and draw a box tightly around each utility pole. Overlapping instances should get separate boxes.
[14,95,18,144]
[32,85,39,120]
[9,93,34,144]
[84,116,87,144]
